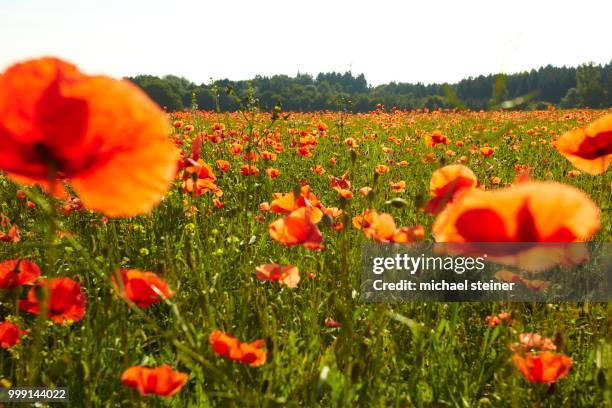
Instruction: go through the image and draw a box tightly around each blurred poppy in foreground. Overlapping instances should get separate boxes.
[451,182,601,239]
[112,269,173,307]
[0,259,40,289]
[426,164,478,214]
[256,264,300,288]
[0,58,177,217]
[269,207,323,249]
[121,365,188,397]
[512,352,572,384]
[433,182,599,270]
[0,321,27,349]
[209,330,266,367]
[556,114,612,175]
[19,277,87,324]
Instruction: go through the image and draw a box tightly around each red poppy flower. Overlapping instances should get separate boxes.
[433,182,599,243]
[180,159,222,197]
[359,186,373,196]
[268,207,323,249]
[215,159,231,171]
[269,185,323,215]
[256,264,300,288]
[266,168,281,179]
[556,114,612,175]
[480,146,494,157]
[426,164,478,214]
[209,330,266,367]
[512,352,572,384]
[19,277,87,324]
[0,321,27,349]
[112,269,173,308]
[356,210,423,243]
[121,365,188,397]
[485,311,512,328]
[390,180,406,193]
[0,58,178,217]
[425,130,450,147]
[0,259,40,289]
[375,164,389,174]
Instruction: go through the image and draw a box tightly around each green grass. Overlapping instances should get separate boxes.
[0,109,610,407]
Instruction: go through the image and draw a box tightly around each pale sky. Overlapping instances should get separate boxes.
[1,0,610,86]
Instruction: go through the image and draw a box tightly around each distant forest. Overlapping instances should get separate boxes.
[127,61,612,112]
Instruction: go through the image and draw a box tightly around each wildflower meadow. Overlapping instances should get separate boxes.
[0,58,610,407]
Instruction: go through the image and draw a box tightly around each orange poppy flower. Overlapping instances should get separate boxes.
[425,130,450,147]
[334,187,353,199]
[121,365,188,397]
[328,173,351,190]
[556,114,612,175]
[19,277,87,324]
[255,264,300,288]
[359,186,373,196]
[243,151,259,163]
[312,165,325,175]
[0,215,20,243]
[433,182,599,243]
[344,137,358,147]
[230,142,243,155]
[359,210,422,243]
[269,185,323,218]
[323,207,343,218]
[426,165,478,214]
[240,165,260,176]
[261,151,277,161]
[375,164,389,174]
[390,180,406,193]
[112,269,173,308]
[480,146,494,157]
[181,159,222,197]
[268,207,323,249]
[266,168,281,179]
[0,58,178,217]
[0,321,27,349]
[0,259,40,289]
[433,182,599,271]
[512,352,572,384]
[215,160,231,171]
[485,311,512,328]
[209,330,266,367]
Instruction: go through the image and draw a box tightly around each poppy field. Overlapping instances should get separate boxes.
[0,59,611,407]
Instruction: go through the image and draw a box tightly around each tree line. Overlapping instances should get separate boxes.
[127,62,612,112]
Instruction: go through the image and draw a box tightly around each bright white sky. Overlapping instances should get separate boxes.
[1,0,610,86]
